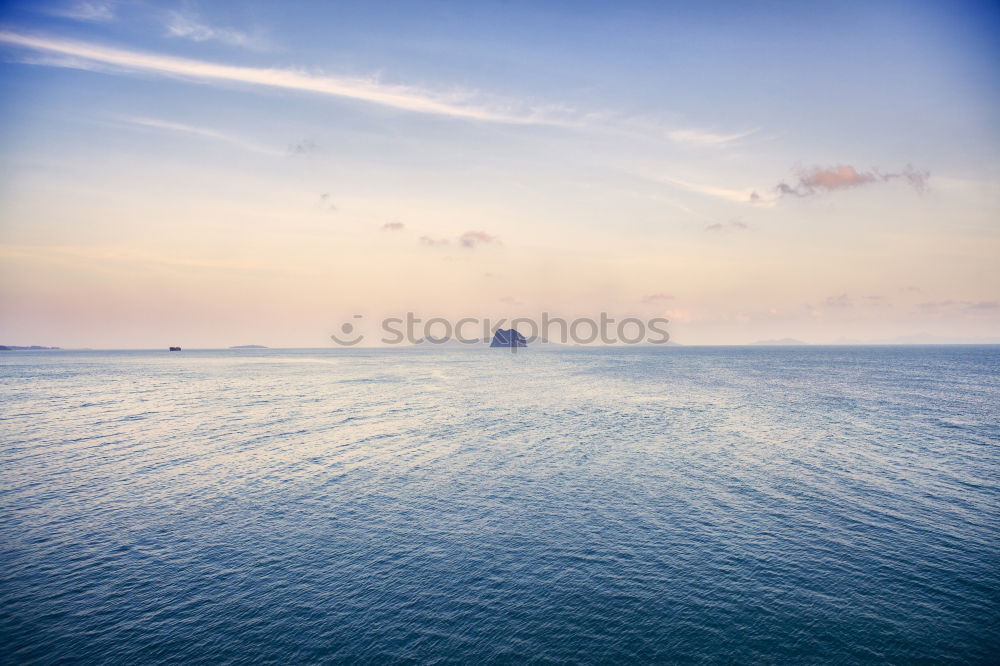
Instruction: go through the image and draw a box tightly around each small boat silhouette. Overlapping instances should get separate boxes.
[169,346,182,351]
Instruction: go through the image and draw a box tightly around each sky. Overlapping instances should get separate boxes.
[0,0,998,347]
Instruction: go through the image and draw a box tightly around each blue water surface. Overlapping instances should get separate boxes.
[1,346,998,664]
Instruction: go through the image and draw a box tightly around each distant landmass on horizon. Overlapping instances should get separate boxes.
[0,345,60,351]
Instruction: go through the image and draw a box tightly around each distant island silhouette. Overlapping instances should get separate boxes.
[0,345,60,351]
[751,338,809,346]
[230,345,268,349]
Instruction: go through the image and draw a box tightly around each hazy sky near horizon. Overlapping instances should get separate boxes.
[1,0,998,346]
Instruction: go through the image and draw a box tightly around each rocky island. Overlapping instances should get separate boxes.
[490,329,527,348]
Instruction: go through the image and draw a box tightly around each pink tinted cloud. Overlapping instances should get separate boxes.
[777,164,929,197]
[642,292,675,304]
[419,236,449,247]
[458,231,501,248]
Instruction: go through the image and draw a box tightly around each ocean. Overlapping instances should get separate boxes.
[1,346,997,664]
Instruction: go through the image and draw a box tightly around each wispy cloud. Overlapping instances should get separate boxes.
[382,222,405,231]
[649,173,762,205]
[319,193,337,211]
[0,31,570,125]
[643,162,930,209]
[667,127,757,147]
[121,116,283,156]
[967,301,999,311]
[289,138,318,155]
[775,164,929,198]
[705,220,748,232]
[43,1,116,22]
[919,300,999,314]
[458,231,501,248]
[0,30,762,143]
[641,292,674,304]
[825,293,852,308]
[418,231,501,248]
[164,11,267,50]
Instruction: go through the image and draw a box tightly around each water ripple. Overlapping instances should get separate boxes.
[1,346,997,664]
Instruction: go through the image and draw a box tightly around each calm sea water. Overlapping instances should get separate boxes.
[1,346,997,664]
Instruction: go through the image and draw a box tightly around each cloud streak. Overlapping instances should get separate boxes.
[667,127,757,147]
[164,12,266,50]
[43,1,116,22]
[919,300,999,314]
[0,31,764,142]
[776,164,929,198]
[0,31,567,125]
[122,116,283,156]
[650,173,762,205]
[825,293,852,308]
[419,231,501,248]
[705,220,748,232]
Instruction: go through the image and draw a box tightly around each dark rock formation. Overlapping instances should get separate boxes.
[490,329,527,348]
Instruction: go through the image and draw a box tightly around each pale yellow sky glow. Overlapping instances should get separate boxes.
[1,3,998,347]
